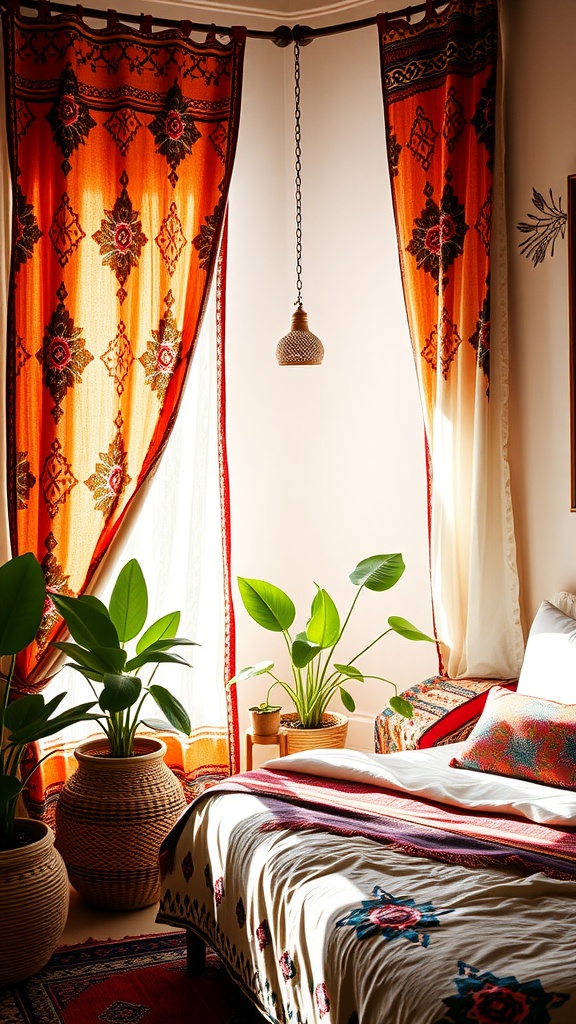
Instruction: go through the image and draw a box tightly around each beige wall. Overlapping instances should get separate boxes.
[503,0,576,627]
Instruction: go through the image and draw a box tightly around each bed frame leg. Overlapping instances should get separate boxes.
[186,929,206,976]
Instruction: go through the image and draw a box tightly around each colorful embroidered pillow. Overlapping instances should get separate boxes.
[517,600,576,704]
[449,685,576,790]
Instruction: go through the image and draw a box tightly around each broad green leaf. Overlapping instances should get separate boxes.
[99,674,141,713]
[148,685,191,735]
[292,633,322,669]
[76,594,110,617]
[0,774,23,803]
[349,554,405,592]
[231,661,274,682]
[52,641,117,675]
[238,578,295,632]
[134,637,197,659]
[124,650,192,671]
[51,593,120,650]
[339,687,356,712]
[0,553,46,656]
[334,663,364,681]
[109,559,148,643]
[389,695,414,719]
[136,611,180,655]
[9,704,101,744]
[388,616,434,643]
[140,716,180,733]
[307,588,340,648]
[67,663,104,683]
[4,693,47,731]
[92,646,128,673]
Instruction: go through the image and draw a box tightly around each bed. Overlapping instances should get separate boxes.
[157,731,576,1023]
[157,597,576,1022]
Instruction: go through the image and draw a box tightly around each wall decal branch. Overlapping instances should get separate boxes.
[516,187,567,265]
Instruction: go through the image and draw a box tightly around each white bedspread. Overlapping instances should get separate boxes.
[263,743,576,826]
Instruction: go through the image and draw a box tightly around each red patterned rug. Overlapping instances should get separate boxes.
[0,931,263,1024]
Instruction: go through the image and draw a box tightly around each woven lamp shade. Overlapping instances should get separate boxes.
[276,307,324,365]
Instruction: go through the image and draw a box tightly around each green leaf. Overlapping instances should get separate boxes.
[10,703,101,744]
[136,611,180,655]
[292,633,321,669]
[389,695,414,719]
[67,663,104,683]
[92,647,129,673]
[52,641,115,675]
[349,553,405,592]
[76,594,110,617]
[339,687,356,712]
[4,693,47,731]
[148,685,191,734]
[99,674,141,713]
[307,588,340,648]
[0,774,23,803]
[124,650,192,671]
[333,663,364,681]
[51,593,120,650]
[109,559,148,643]
[231,661,275,682]
[237,577,295,632]
[140,716,180,733]
[0,553,46,656]
[388,616,434,643]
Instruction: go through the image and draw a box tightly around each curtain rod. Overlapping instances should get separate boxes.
[0,0,445,45]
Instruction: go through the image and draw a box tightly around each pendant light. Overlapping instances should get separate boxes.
[276,36,324,366]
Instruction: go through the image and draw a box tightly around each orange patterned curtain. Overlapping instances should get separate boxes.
[2,4,245,691]
[378,0,523,678]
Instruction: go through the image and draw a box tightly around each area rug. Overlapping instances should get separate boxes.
[0,931,263,1024]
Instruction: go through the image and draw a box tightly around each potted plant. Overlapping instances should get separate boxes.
[232,553,432,753]
[249,700,283,737]
[0,552,99,985]
[49,557,196,910]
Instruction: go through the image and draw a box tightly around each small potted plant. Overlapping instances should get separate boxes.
[0,552,99,985]
[49,557,196,909]
[232,553,432,753]
[248,697,283,737]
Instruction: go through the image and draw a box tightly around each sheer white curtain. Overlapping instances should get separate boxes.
[44,285,228,741]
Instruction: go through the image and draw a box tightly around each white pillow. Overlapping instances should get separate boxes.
[517,600,576,703]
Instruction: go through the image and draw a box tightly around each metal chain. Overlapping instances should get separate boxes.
[294,40,303,308]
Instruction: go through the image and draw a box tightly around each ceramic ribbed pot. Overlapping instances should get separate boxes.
[281,711,348,754]
[0,818,69,986]
[55,736,186,910]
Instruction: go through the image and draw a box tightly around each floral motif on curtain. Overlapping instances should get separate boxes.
[2,5,245,699]
[378,0,523,678]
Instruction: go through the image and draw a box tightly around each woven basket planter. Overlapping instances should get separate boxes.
[280,711,348,754]
[55,736,185,911]
[0,819,69,986]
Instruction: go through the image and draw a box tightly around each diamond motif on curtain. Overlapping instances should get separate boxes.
[475,189,493,253]
[16,452,36,510]
[49,193,86,267]
[148,82,201,187]
[442,86,466,152]
[104,107,143,157]
[139,291,182,401]
[407,106,439,171]
[36,291,94,423]
[92,172,148,304]
[15,99,35,140]
[40,439,78,519]
[101,322,135,396]
[421,308,462,380]
[156,202,188,277]
[15,335,31,376]
[45,66,97,165]
[208,122,228,160]
[471,69,496,169]
[406,178,469,292]
[14,183,42,271]
[85,425,132,517]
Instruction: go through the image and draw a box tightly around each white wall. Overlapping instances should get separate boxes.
[226,13,437,753]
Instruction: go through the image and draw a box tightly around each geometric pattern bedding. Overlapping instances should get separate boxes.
[374,677,518,753]
[157,764,576,1023]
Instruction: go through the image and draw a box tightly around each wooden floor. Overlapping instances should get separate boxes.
[60,885,175,946]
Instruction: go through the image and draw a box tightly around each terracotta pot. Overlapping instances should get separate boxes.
[55,736,185,911]
[0,818,69,985]
[250,708,282,736]
[280,711,348,754]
